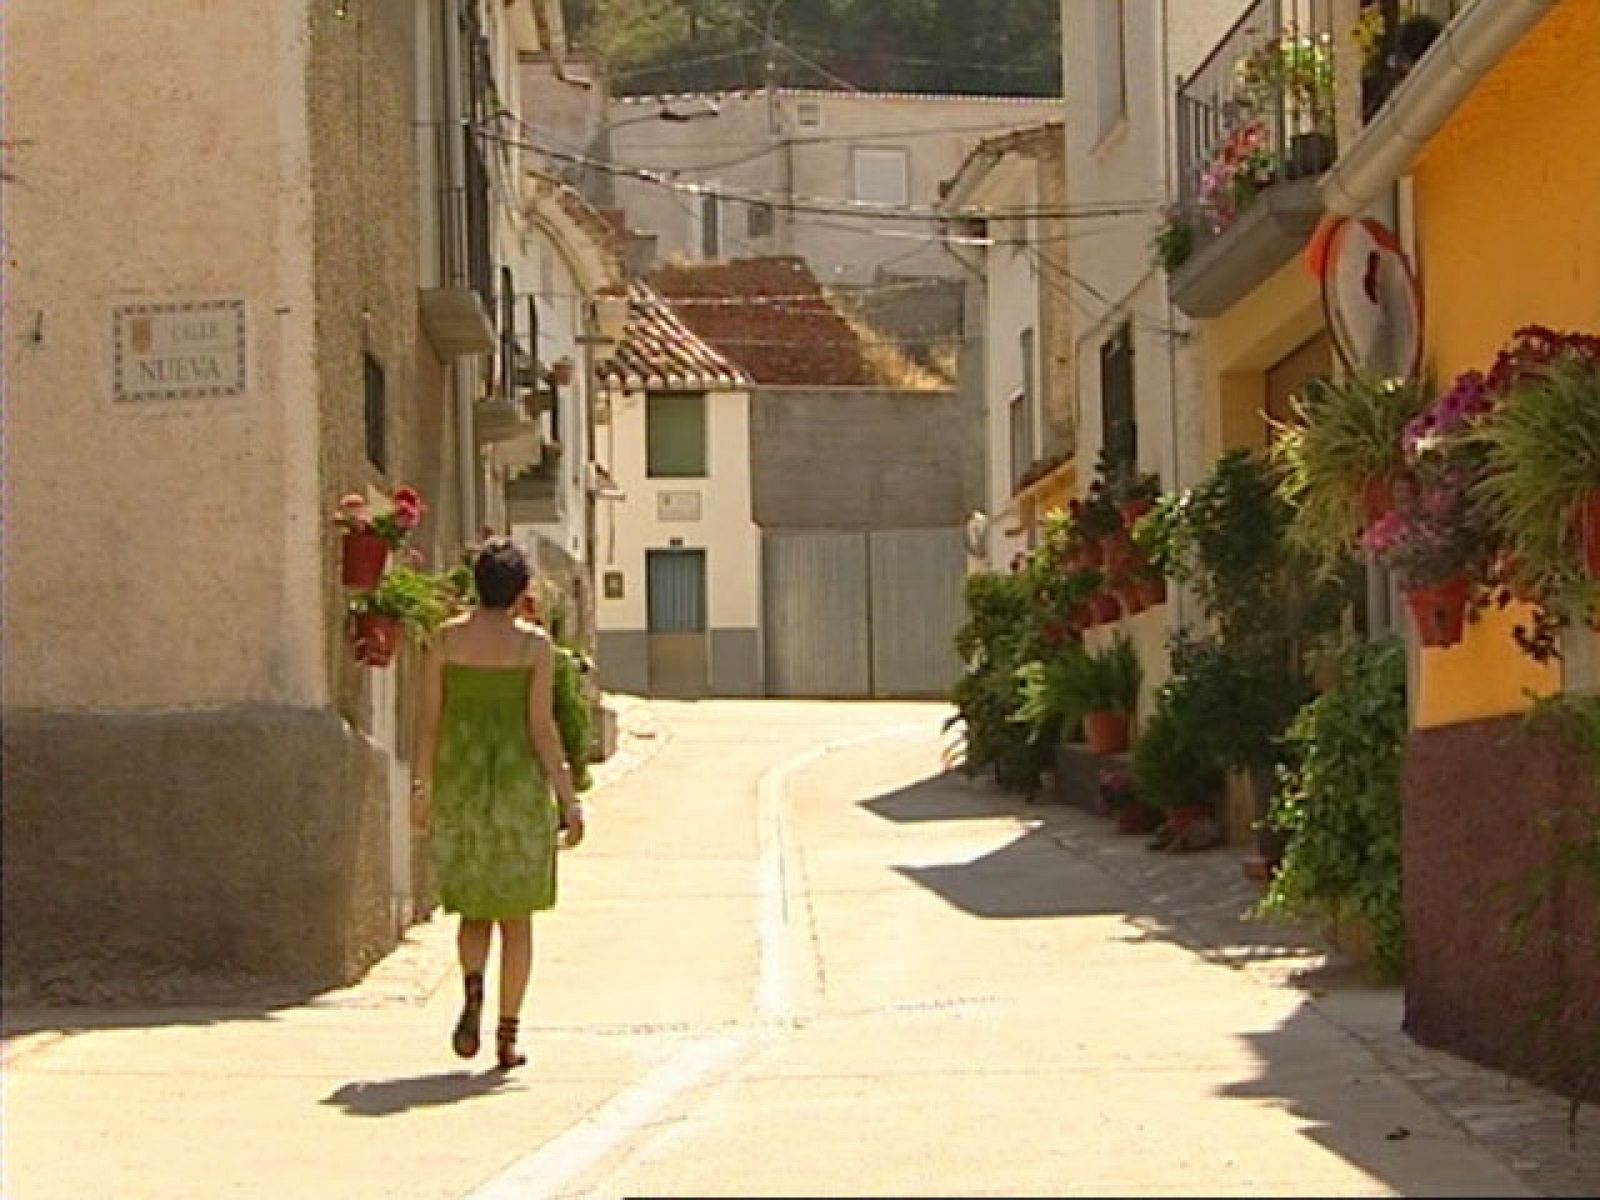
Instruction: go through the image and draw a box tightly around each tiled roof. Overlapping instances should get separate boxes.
[648,257,876,387]
[598,282,750,392]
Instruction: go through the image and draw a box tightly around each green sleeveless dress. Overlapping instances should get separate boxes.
[430,664,559,918]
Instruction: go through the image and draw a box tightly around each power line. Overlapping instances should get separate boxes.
[476,118,1157,224]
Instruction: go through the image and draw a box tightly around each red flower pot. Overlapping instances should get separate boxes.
[1089,592,1122,626]
[1575,492,1600,577]
[352,613,402,667]
[1135,576,1168,607]
[1166,804,1213,835]
[1116,801,1162,835]
[1083,710,1131,755]
[1405,577,1470,649]
[1117,586,1148,616]
[1073,541,1105,571]
[1120,498,1154,526]
[1359,476,1396,528]
[341,531,390,589]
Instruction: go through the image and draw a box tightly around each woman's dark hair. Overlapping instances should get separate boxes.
[473,536,531,610]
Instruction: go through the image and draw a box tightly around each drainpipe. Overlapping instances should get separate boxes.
[1321,0,1557,216]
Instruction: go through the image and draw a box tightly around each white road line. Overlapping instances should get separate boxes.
[465,719,934,1200]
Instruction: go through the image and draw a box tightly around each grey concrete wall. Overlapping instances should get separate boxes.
[710,628,763,697]
[598,629,651,696]
[750,387,983,530]
[2,708,391,997]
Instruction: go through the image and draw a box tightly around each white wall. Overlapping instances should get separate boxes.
[596,388,760,632]
[608,90,1064,284]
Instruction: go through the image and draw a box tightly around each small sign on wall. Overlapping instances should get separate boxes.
[113,298,247,403]
[658,490,703,522]
[603,570,625,599]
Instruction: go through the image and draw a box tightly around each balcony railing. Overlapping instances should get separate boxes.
[1175,0,1339,244]
[439,133,494,312]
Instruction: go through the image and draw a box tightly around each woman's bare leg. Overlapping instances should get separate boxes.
[452,918,493,1058]
[494,917,532,1068]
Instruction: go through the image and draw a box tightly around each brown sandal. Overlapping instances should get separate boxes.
[452,971,484,1059]
[495,1017,527,1070]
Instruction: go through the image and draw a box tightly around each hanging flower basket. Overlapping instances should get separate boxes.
[341,531,391,589]
[1083,710,1131,755]
[351,613,403,667]
[1404,576,1470,649]
[1574,491,1600,577]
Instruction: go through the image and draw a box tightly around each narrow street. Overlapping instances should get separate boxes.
[1,701,1555,1198]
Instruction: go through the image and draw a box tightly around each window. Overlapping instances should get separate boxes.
[364,354,387,472]
[747,201,775,238]
[1020,327,1037,416]
[1099,323,1136,476]
[851,147,909,207]
[647,392,707,478]
[797,100,822,128]
[1094,0,1127,142]
[699,191,722,260]
[1009,392,1033,494]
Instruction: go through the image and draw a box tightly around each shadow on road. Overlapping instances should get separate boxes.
[322,1070,517,1117]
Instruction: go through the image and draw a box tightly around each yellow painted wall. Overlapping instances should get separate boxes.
[1409,0,1600,729]
[1200,256,1325,463]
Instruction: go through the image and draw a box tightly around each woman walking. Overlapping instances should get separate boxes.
[411,537,585,1070]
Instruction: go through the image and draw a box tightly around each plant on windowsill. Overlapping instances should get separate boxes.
[1270,374,1431,575]
[332,485,425,588]
[1129,492,1182,607]
[347,564,451,668]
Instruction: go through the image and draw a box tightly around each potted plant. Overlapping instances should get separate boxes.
[1130,493,1182,608]
[1197,119,1279,233]
[1060,635,1143,755]
[1151,207,1196,273]
[332,485,425,588]
[1271,375,1430,573]
[1365,458,1494,649]
[347,565,450,668]
[546,357,576,387]
[1233,27,1335,177]
[1476,330,1600,587]
[1132,684,1225,846]
[1096,766,1134,817]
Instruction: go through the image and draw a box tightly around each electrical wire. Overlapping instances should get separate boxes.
[475,116,1158,224]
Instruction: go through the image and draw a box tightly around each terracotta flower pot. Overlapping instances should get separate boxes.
[1116,801,1162,835]
[1359,476,1396,527]
[1089,592,1122,626]
[1073,541,1105,570]
[1083,710,1131,756]
[1405,576,1470,649]
[1166,803,1213,835]
[341,531,390,588]
[1135,576,1168,607]
[1575,492,1600,577]
[352,613,402,667]
[1120,498,1154,526]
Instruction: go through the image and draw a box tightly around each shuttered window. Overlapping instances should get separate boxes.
[852,147,909,207]
[1095,0,1128,141]
[647,392,708,478]
[1099,323,1136,476]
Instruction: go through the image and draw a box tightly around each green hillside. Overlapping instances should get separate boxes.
[564,0,1062,97]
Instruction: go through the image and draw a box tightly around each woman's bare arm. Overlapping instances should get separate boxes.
[410,634,446,829]
[527,633,585,845]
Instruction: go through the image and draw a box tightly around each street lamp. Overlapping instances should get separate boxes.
[578,98,721,206]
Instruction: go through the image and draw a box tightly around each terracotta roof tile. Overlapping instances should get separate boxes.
[648,257,875,387]
[598,282,750,392]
